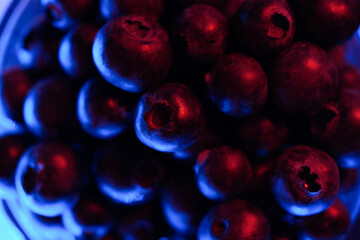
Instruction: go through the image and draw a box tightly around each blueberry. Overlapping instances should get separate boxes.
[271,145,340,216]
[172,4,228,65]
[206,53,268,117]
[41,0,97,29]
[339,64,360,91]
[58,24,99,80]
[62,194,113,239]
[269,42,339,116]
[93,142,164,205]
[23,76,78,139]
[16,17,63,74]
[15,142,83,217]
[233,0,296,57]
[295,199,350,240]
[134,83,204,152]
[195,146,252,201]
[290,0,360,44]
[161,169,211,235]
[0,67,34,123]
[311,89,360,167]
[77,78,136,139]
[100,0,165,21]
[235,114,288,160]
[198,199,270,240]
[92,15,172,93]
[0,134,31,195]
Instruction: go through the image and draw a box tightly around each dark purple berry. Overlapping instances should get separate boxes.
[339,167,359,193]
[205,53,268,117]
[15,142,83,217]
[269,42,339,116]
[173,0,231,10]
[41,0,97,29]
[271,145,340,216]
[195,146,252,201]
[221,0,245,19]
[77,78,136,139]
[0,134,31,193]
[339,64,360,90]
[235,115,288,160]
[291,0,360,44]
[0,67,34,122]
[134,83,204,152]
[93,15,172,93]
[100,0,164,21]
[23,76,77,139]
[16,17,63,74]
[93,143,164,205]
[172,4,228,65]
[58,24,99,80]
[161,169,211,235]
[295,199,350,240]
[198,199,270,240]
[233,0,296,57]
[311,89,360,167]
[62,195,113,239]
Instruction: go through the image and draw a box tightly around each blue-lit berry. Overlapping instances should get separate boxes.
[271,145,339,216]
[134,83,204,152]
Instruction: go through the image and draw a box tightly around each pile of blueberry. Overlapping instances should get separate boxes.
[1,0,360,239]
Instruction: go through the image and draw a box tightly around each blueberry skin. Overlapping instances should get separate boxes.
[161,169,211,235]
[221,0,245,19]
[100,0,164,21]
[77,78,136,139]
[311,89,360,168]
[0,67,34,123]
[134,83,204,152]
[233,0,296,57]
[235,115,289,160]
[339,65,360,91]
[195,146,252,201]
[93,15,172,93]
[41,0,97,29]
[16,17,63,74]
[0,134,31,195]
[174,0,231,10]
[291,0,360,45]
[15,142,83,217]
[198,199,270,240]
[295,199,350,240]
[271,145,340,216]
[172,4,228,65]
[23,76,77,139]
[269,42,339,116]
[62,196,113,239]
[93,143,164,206]
[206,53,268,117]
[58,24,99,80]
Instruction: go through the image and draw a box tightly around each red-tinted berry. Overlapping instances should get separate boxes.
[93,15,172,93]
[206,53,268,117]
[100,0,165,21]
[311,89,360,167]
[16,17,63,74]
[77,78,136,139]
[172,4,228,65]
[134,83,204,152]
[15,142,83,217]
[41,0,97,29]
[198,199,270,240]
[233,0,296,57]
[58,24,99,80]
[23,76,77,139]
[269,42,339,116]
[295,199,350,240]
[291,0,360,44]
[271,145,340,216]
[339,64,360,90]
[0,67,34,122]
[195,146,252,201]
